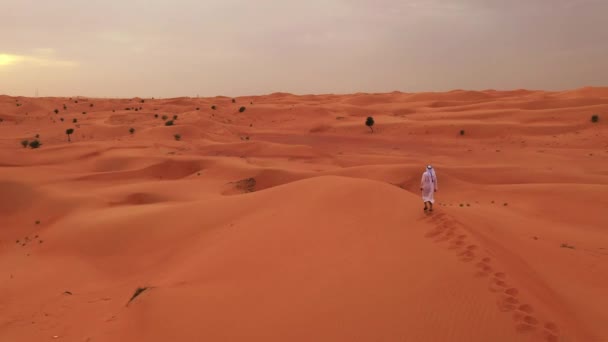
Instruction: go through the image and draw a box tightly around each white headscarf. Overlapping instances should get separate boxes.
[426,165,436,183]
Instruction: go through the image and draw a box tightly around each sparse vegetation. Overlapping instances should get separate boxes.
[29,140,41,149]
[161,115,168,120]
[174,134,181,141]
[127,287,149,306]
[129,127,135,134]
[82,112,86,115]
[125,108,131,110]
[560,243,575,249]
[66,128,74,142]
[35,220,40,225]
[90,103,94,107]
[60,118,64,122]
[239,106,246,113]
[35,134,40,139]
[21,140,29,148]
[140,99,145,103]
[196,107,200,110]
[460,129,465,136]
[365,116,375,132]
[211,105,216,110]
[73,118,77,123]
[63,104,67,110]
[165,120,174,126]
[54,109,59,114]
[173,115,178,120]
[154,114,159,118]
[74,100,78,103]
[591,114,599,123]
[232,98,236,103]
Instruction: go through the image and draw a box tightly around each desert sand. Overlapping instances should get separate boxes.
[1,88,607,342]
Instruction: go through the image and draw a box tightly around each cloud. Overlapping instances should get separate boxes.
[0,52,78,68]
[98,31,134,44]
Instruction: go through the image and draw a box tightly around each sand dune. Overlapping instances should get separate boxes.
[1,88,607,341]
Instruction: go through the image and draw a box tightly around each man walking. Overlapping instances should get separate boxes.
[421,165,438,212]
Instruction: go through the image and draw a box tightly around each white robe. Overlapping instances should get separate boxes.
[421,169,438,203]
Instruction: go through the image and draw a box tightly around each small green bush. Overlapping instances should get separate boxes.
[165,120,174,126]
[21,140,29,148]
[239,106,246,113]
[66,128,74,142]
[174,134,181,141]
[29,140,41,149]
[161,115,168,120]
[173,115,178,120]
[365,117,374,132]
[129,128,135,134]
[154,114,159,118]
[54,109,59,114]
[211,105,216,110]
[73,118,77,123]
[591,114,599,123]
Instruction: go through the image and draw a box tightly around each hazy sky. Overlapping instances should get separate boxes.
[1,0,607,97]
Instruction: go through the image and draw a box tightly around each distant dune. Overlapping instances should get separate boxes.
[1,88,607,342]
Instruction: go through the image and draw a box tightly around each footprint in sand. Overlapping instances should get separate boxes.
[505,288,519,296]
[543,322,560,342]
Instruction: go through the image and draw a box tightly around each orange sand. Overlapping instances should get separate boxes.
[1,88,607,341]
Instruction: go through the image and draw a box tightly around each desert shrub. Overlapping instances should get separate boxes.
[129,127,135,134]
[60,118,64,122]
[365,117,374,132]
[165,120,174,126]
[239,106,246,113]
[140,99,145,103]
[54,109,59,114]
[591,114,599,123]
[125,108,131,110]
[154,114,159,118]
[90,103,93,107]
[161,115,168,120]
[173,115,178,120]
[0,118,3,122]
[74,100,78,103]
[135,108,139,111]
[21,140,29,148]
[127,287,149,305]
[63,104,67,110]
[73,118,77,123]
[66,128,74,142]
[16,103,21,107]
[174,133,181,141]
[460,129,465,136]
[211,105,216,110]
[196,107,200,110]
[232,98,236,103]
[29,140,41,149]
[35,134,40,138]
[82,112,86,115]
